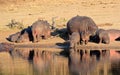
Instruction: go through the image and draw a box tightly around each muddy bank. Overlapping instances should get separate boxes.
[0,41,120,52]
[14,42,120,50]
[0,42,14,51]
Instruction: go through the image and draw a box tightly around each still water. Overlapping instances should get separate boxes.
[0,48,120,75]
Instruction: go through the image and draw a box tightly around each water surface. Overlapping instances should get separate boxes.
[0,48,120,75]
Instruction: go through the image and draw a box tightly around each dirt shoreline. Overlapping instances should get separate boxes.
[1,40,120,52]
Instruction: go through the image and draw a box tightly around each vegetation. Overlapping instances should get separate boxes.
[6,19,24,29]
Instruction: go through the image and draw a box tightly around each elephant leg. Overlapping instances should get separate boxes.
[85,40,88,45]
[44,35,48,39]
[99,39,102,44]
[74,43,77,51]
[33,34,37,43]
[68,34,71,40]
[36,34,40,42]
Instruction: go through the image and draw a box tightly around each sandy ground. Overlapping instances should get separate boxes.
[0,0,120,48]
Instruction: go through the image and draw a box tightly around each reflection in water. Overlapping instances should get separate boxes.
[32,49,54,75]
[0,48,120,75]
[0,48,69,75]
[109,50,120,75]
[69,49,110,75]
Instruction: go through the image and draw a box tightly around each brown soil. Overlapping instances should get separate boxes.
[0,0,120,49]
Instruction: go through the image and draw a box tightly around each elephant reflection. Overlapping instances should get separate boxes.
[9,48,32,59]
[68,49,110,75]
[10,48,54,73]
[33,50,54,73]
[110,50,120,75]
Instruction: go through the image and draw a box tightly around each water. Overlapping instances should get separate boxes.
[0,48,120,75]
